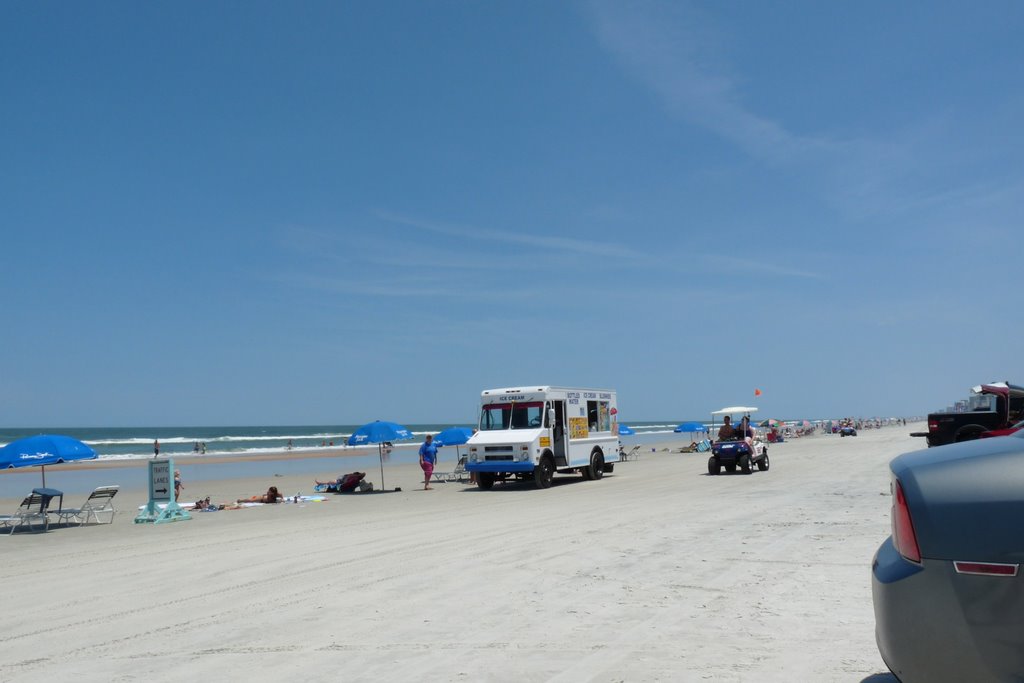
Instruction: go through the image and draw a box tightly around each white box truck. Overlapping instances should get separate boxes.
[465,386,621,489]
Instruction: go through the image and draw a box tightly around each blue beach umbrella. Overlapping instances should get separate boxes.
[617,424,636,436]
[674,422,707,434]
[0,434,98,487]
[434,427,473,446]
[347,421,414,492]
[434,427,474,461]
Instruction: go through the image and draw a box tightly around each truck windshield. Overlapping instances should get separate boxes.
[479,402,545,431]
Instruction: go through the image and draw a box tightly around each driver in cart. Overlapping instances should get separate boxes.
[717,415,736,441]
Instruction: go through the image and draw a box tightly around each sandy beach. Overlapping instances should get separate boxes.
[0,425,918,682]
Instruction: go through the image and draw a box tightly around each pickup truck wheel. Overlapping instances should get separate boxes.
[740,454,752,474]
[534,456,554,489]
[954,425,986,443]
[757,454,769,471]
[477,472,495,490]
[589,451,605,480]
[707,457,720,475]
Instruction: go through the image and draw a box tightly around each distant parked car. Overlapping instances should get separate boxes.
[872,433,1024,682]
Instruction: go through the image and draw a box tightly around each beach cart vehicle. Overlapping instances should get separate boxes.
[840,425,857,437]
[465,386,620,489]
[707,406,769,475]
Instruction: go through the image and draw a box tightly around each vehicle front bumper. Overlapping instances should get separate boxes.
[464,461,536,473]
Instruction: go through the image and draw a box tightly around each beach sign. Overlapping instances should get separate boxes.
[134,458,191,524]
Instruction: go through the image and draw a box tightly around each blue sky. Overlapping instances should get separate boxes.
[2,1,1023,426]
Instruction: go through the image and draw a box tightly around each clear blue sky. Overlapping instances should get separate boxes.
[2,1,1023,426]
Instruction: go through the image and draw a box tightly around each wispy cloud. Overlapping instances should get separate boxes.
[586,0,831,167]
[374,209,647,260]
[583,0,1024,226]
[699,254,822,279]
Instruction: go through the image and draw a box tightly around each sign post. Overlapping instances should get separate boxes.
[134,458,191,524]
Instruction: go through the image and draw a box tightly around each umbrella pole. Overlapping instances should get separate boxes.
[378,443,385,492]
[41,464,46,488]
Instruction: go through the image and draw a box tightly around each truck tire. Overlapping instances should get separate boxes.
[740,454,752,474]
[954,425,986,443]
[477,472,495,490]
[534,456,554,489]
[708,456,721,475]
[588,451,605,480]
[757,454,769,471]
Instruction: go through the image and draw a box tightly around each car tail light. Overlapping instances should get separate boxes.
[928,420,938,432]
[954,561,1019,577]
[892,479,921,563]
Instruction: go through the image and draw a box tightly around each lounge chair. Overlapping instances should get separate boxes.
[444,455,470,482]
[315,472,367,493]
[55,485,119,526]
[0,493,52,534]
[619,445,641,461]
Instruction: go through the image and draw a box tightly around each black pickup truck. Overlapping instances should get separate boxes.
[911,382,1024,447]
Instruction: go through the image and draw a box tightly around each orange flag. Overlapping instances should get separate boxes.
[754,388,762,397]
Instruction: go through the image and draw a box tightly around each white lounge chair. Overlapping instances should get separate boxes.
[432,456,470,483]
[55,485,119,526]
[0,493,51,534]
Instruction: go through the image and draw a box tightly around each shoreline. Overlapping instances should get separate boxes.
[0,444,390,472]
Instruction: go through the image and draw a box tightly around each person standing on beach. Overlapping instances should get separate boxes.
[174,470,184,501]
[154,439,160,458]
[419,434,441,490]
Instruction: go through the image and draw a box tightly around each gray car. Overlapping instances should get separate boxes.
[872,433,1024,682]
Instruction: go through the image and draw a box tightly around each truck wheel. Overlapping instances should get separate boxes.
[954,425,986,443]
[740,454,752,474]
[707,456,721,475]
[477,472,495,490]
[534,456,554,489]
[588,451,605,480]
[757,454,769,471]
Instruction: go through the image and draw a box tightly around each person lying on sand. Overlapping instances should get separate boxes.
[236,486,285,504]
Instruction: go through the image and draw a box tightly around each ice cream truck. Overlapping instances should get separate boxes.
[465,386,621,489]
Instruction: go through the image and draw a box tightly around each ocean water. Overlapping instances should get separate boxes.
[0,422,697,461]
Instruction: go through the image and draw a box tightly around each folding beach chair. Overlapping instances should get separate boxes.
[444,455,470,482]
[619,445,641,461]
[0,493,52,534]
[55,485,119,526]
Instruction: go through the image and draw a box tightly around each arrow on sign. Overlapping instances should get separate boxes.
[155,487,168,495]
